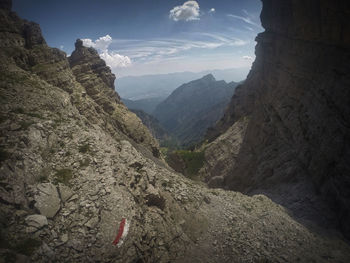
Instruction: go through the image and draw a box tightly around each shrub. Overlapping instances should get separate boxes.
[19,120,34,130]
[53,169,73,185]
[12,107,25,114]
[177,150,204,177]
[78,143,90,153]
[79,158,90,167]
[0,148,10,163]
[14,238,41,256]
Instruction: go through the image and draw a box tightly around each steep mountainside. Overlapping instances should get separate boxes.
[1,1,350,262]
[122,97,165,115]
[129,109,169,142]
[202,0,350,239]
[154,74,238,147]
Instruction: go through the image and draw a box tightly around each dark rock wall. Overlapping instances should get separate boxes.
[205,0,350,238]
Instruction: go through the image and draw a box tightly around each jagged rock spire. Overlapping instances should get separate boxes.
[75,39,83,49]
[0,0,12,10]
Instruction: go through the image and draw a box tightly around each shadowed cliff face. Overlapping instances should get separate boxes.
[203,0,350,238]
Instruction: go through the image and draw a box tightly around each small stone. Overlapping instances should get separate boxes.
[10,123,21,131]
[38,242,55,259]
[61,233,69,243]
[58,183,73,202]
[25,214,48,231]
[85,217,99,228]
[68,194,79,202]
[203,196,211,204]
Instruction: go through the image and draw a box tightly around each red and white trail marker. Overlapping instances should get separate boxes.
[112,218,130,248]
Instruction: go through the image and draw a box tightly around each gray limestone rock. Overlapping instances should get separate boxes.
[34,183,61,218]
[25,214,48,232]
[58,183,73,202]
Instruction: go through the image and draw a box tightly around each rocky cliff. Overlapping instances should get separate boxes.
[203,0,350,239]
[1,0,350,262]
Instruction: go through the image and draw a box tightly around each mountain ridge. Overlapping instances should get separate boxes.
[116,69,247,100]
[153,74,238,146]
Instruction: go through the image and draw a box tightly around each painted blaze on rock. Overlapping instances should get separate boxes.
[112,218,130,248]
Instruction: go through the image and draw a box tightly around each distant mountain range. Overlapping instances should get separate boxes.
[115,68,248,100]
[153,74,239,147]
[122,97,165,115]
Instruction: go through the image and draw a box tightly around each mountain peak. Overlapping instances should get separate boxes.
[202,73,216,82]
[75,38,83,49]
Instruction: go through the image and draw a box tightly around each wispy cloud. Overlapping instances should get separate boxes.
[81,33,252,76]
[242,55,253,60]
[227,9,262,28]
[169,1,200,22]
[209,8,215,13]
[108,33,248,65]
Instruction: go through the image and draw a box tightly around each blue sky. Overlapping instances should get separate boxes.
[13,0,263,78]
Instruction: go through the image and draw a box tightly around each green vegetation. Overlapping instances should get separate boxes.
[52,118,64,129]
[19,120,34,130]
[26,112,44,119]
[0,114,6,123]
[0,69,41,90]
[38,174,48,183]
[166,150,205,180]
[31,63,49,72]
[176,150,205,177]
[160,138,179,150]
[79,158,90,167]
[12,107,25,114]
[37,167,50,183]
[13,238,42,256]
[53,168,73,185]
[78,143,90,153]
[0,148,10,163]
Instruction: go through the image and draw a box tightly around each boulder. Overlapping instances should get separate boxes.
[25,214,48,232]
[34,183,61,218]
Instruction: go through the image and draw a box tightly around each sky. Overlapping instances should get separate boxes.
[13,0,263,79]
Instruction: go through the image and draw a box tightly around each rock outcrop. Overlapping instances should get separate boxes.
[1,0,350,262]
[203,0,350,239]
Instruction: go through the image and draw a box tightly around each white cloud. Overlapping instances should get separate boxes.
[100,51,131,68]
[59,45,64,50]
[242,55,253,60]
[82,35,112,51]
[169,1,200,21]
[209,8,215,13]
[81,35,131,68]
